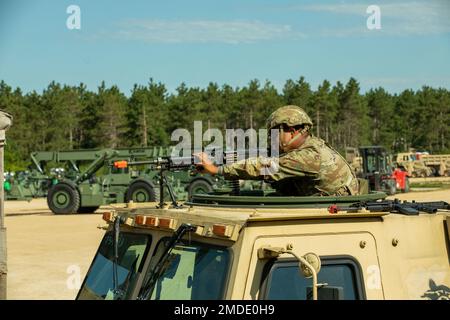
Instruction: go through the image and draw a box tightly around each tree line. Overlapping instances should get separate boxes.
[0,77,449,171]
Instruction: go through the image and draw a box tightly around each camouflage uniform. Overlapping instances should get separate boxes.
[218,105,360,196]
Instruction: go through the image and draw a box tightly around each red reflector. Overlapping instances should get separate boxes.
[158,218,174,229]
[102,212,112,221]
[145,217,158,227]
[328,205,338,214]
[114,160,128,169]
[135,215,145,225]
[212,224,232,237]
[213,225,226,235]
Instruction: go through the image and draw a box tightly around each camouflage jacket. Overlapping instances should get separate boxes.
[221,135,360,196]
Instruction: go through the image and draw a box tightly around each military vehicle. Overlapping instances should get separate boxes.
[358,146,397,195]
[46,148,221,214]
[345,147,363,175]
[420,154,450,177]
[4,147,173,202]
[2,147,219,213]
[4,170,52,200]
[76,159,450,300]
[395,152,433,178]
[77,192,450,300]
[4,149,128,201]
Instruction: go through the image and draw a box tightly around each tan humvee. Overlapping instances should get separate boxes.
[395,153,433,177]
[77,193,450,300]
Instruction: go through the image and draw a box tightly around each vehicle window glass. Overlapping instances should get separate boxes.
[266,261,360,300]
[147,239,230,300]
[77,232,150,300]
[367,154,376,173]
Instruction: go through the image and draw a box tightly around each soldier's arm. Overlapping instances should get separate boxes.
[222,149,320,181]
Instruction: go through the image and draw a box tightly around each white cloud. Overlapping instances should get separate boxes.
[297,3,368,16]
[113,19,304,44]
[295,1,450,36]
[97,2,450,43]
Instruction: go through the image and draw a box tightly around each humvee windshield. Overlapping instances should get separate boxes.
[144,238,230,300]
[77,232,150,300]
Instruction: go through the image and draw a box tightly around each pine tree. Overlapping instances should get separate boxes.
[335,78,370,150]
[311,80,337,142]
[415,86,444,152]
[91,83,128,148]
[392,89,416,152]
[146,79,169,146]
[366,87,395,148]
[125,84,147,146]
[1,78,449,169]
[282,76,312,113]
[238,79,263,129]
[258,80,284,128]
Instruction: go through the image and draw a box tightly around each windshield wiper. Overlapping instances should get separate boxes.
[113,254,140,300]
[111,215,126,298]
[137,223,196,300]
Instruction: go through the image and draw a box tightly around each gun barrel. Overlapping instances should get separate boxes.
[117,156,197,168]
[113,148,272,169]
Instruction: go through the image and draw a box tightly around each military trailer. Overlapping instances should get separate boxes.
[420,154,450,177]
[4,170,51,200]
[77,192,450,300]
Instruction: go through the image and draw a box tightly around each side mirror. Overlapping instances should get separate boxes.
[299,252,321,278]
[257,246,323,300]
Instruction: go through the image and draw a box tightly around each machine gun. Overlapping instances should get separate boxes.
[114,156,198,209]
[113,148,270,208]
[328,199,450,215]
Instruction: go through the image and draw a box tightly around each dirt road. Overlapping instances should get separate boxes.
[5,199,105,300]
[4,189,450,300]
[386,188,450,202]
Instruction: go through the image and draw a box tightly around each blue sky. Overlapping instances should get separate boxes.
[1,0,450,95]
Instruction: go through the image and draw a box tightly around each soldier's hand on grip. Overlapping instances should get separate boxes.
[193,152,218,175]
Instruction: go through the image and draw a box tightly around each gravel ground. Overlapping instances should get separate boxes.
[5,199,105,300]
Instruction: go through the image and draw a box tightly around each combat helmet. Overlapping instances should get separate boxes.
[266,105,313,131]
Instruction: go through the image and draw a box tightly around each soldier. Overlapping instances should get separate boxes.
[195,105,360,196]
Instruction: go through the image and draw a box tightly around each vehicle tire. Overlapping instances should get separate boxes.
[388,184,396,195]
[47,182,80,214]
[403,178,410,193]
[430,168,438,177]
[126,181,156,203]
[187,179,213,198]
[77,206,100,213]
[382,181,396,196]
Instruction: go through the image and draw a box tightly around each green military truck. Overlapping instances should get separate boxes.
[46,148,221,214]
